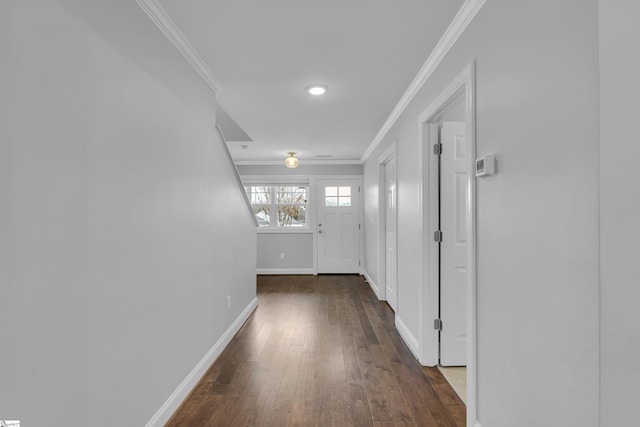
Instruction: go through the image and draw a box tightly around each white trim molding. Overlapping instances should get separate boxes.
[360,0,486,163]
[256,268,315,275]
[256,229,314,235]
[145,297,258,427]
[395,316,420,360]
[376,143,397,305]
[474,422,483,427]
[363,269,382,300]
[241,175,311,185]
[235,159,363,166]
[136,0,223,94]
[417,61,477,426]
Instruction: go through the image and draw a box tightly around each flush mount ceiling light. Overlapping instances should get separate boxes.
[285,152,299,168]
[307,84,328,96]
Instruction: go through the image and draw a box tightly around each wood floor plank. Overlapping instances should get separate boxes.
[165,394,222,427]
[167,275,466,426]
[422,367,467,426]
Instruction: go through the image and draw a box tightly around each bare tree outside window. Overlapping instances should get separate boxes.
[245,185,271,226]
[276,186,307,226]
[245,185,308,228]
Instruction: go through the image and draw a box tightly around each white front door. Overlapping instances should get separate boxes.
[440,121,468,366]
[317,179,360,273]
[384,160,398,311]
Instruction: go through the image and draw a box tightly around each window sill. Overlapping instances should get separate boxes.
[256,228,314,234]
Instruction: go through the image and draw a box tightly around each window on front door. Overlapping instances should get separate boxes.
[323,186,352,207]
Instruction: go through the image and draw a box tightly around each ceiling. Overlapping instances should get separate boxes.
[156,0,464,163]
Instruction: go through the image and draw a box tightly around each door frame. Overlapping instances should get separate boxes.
[315,176,363,274]
[417,62,477,424]
[376,143,397,302]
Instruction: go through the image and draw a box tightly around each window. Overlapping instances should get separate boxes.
[245,185,308,228]
[324,186,351,207]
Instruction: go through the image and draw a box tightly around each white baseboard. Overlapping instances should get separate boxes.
[395,316,420,360]
[145,297,258,427]
[362,269,382,300]
[256,268,314,275]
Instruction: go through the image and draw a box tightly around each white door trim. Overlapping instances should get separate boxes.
[417,62,477,426]
[376,143,397,302]
[310,176,318,275]
[315,176,363,274]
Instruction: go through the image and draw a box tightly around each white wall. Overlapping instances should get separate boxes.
[599,1,640,425]
[0,1,256,426]
[362,1,600,425]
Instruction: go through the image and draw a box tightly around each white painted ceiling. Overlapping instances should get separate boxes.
[157,0,464,163]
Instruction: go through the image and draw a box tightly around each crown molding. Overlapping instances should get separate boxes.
[234,159,362,166]
[136,0,223,94]
[360,0,486,163]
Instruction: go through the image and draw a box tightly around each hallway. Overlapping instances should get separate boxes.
[167,275,465,426]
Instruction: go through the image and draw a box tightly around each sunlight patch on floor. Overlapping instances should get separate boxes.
[438,366,466,404]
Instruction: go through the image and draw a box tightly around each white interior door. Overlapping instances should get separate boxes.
[384,160,397,311]
[440,121,468,366]
[317,179,360,273]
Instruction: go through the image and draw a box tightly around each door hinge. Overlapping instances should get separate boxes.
[434,230,442,242]
[358,223,361,230]
[358,260,361,266]
[434,318,443,331]
[433,143,442,155]
[359,186,361,192]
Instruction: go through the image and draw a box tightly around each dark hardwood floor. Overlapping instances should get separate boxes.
[166,275,465,426]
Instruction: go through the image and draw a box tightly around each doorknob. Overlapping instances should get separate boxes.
[318,230,323,233]
[318,223,323,227]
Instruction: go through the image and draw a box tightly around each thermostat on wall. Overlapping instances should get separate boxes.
[476,153,495,177]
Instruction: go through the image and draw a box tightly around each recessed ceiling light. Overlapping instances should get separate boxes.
[307,84,328,96]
